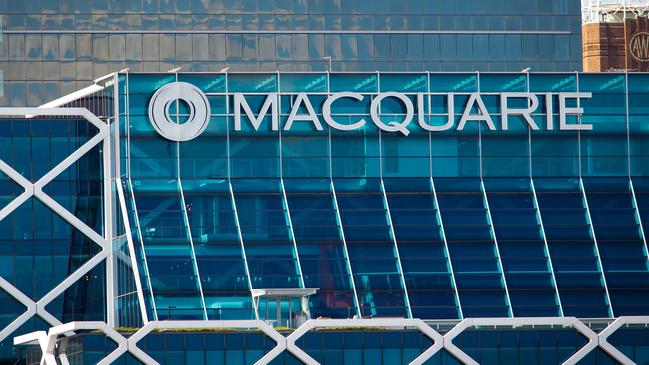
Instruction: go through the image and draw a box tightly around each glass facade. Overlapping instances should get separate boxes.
[5,0,649,364]
[3,69,649,363]
[44,325,649,365]
[0,110,110,359]
[110,71,649,323]
[0,0,583,106]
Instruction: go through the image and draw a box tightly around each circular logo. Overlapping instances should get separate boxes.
[148,82,211,141]
[630,32,649,62]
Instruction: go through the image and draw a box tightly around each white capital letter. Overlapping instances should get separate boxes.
[322,92,367,131]
[559,92,593,131]
[418,93,455,131]
[284,93,323,131]
[500,92,539,130]
[233,93,278,131]
[370,92,413,136]
[545,93,554,130]
[458,93,496,131]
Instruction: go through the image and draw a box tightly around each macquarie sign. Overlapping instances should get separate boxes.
[148,81,593,142]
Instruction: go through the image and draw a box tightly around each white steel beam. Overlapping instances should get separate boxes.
[277,73,306,290]
[326,70,361,319]
[225,71,258,320]
[579,177,615,318]
[115,178,149,324]
[126,177,159,321]
[280,179,306,289]
[599,316,647,365]
[285,318,444,365]
[480,179,514,317]
[380,180,413,319]
[443,317,600,365]
[0,107,110,344]
[330,181,361,318]
[228,180,258,319]
[0,160,34,222]
[530,179,565,317]
[127,320,286,365]
[17,316,649,365]
[630,179,649,262]
[106,74,117,328]
[430,177,463,319]
[177,179,209,320]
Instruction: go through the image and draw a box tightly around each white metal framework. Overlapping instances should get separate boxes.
[14,322,126,365]
[582,0,649,23]
[7,74,649,365]
[0,107,110,345]
[15,317,649,365]
[579,177,615,317]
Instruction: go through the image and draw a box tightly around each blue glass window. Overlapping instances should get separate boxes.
[131,180,205,320]
[533,178,611,318]
[384,178,460,319]
[633,178,649,241]
[579,74,628,177]
[284,178,357,318]
[432,178,510,317]
[529,73,579,178]
[484,178,560,317]
[231,179,302,289]
[583,178,649,315]
[122,179,157,321]
[182,179,254,320]
[333,178,408,318]
[629,74,649,177]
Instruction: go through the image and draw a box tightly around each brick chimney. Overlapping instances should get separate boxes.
[583,16,649,72]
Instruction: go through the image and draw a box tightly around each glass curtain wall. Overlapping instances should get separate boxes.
[0,0,583,106]
[119,71,649,321]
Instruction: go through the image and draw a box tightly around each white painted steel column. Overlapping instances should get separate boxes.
[115,178,149,323]
[228,181,258,319]
[430,177,464,319]
[225,71,258,319]
[625,73,649,263]
[475,71,513,317]
[126,177,159,321]
[480,179,514,317]
[177,179,209,320]
[278,71,306,289]
[530,179,565,316]
[375,71,412,318]
[579,177,615,318]
[525,74,564,317]
[330,181,361,318]
[326,71,361,318]
[630,180,649,261]
[170,70,208,320]
[380,180,413,319]
[105,74,117,327]
[280,179,306,289]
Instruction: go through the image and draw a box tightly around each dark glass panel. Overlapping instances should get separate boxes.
[583,178,649,316]
[284,178,357,318]
[484,178,560,317]
[231,179,301,289]
[534,178,611,318]
[384,177,460,319]
[333,178,408,318]
[432,178,510,317]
